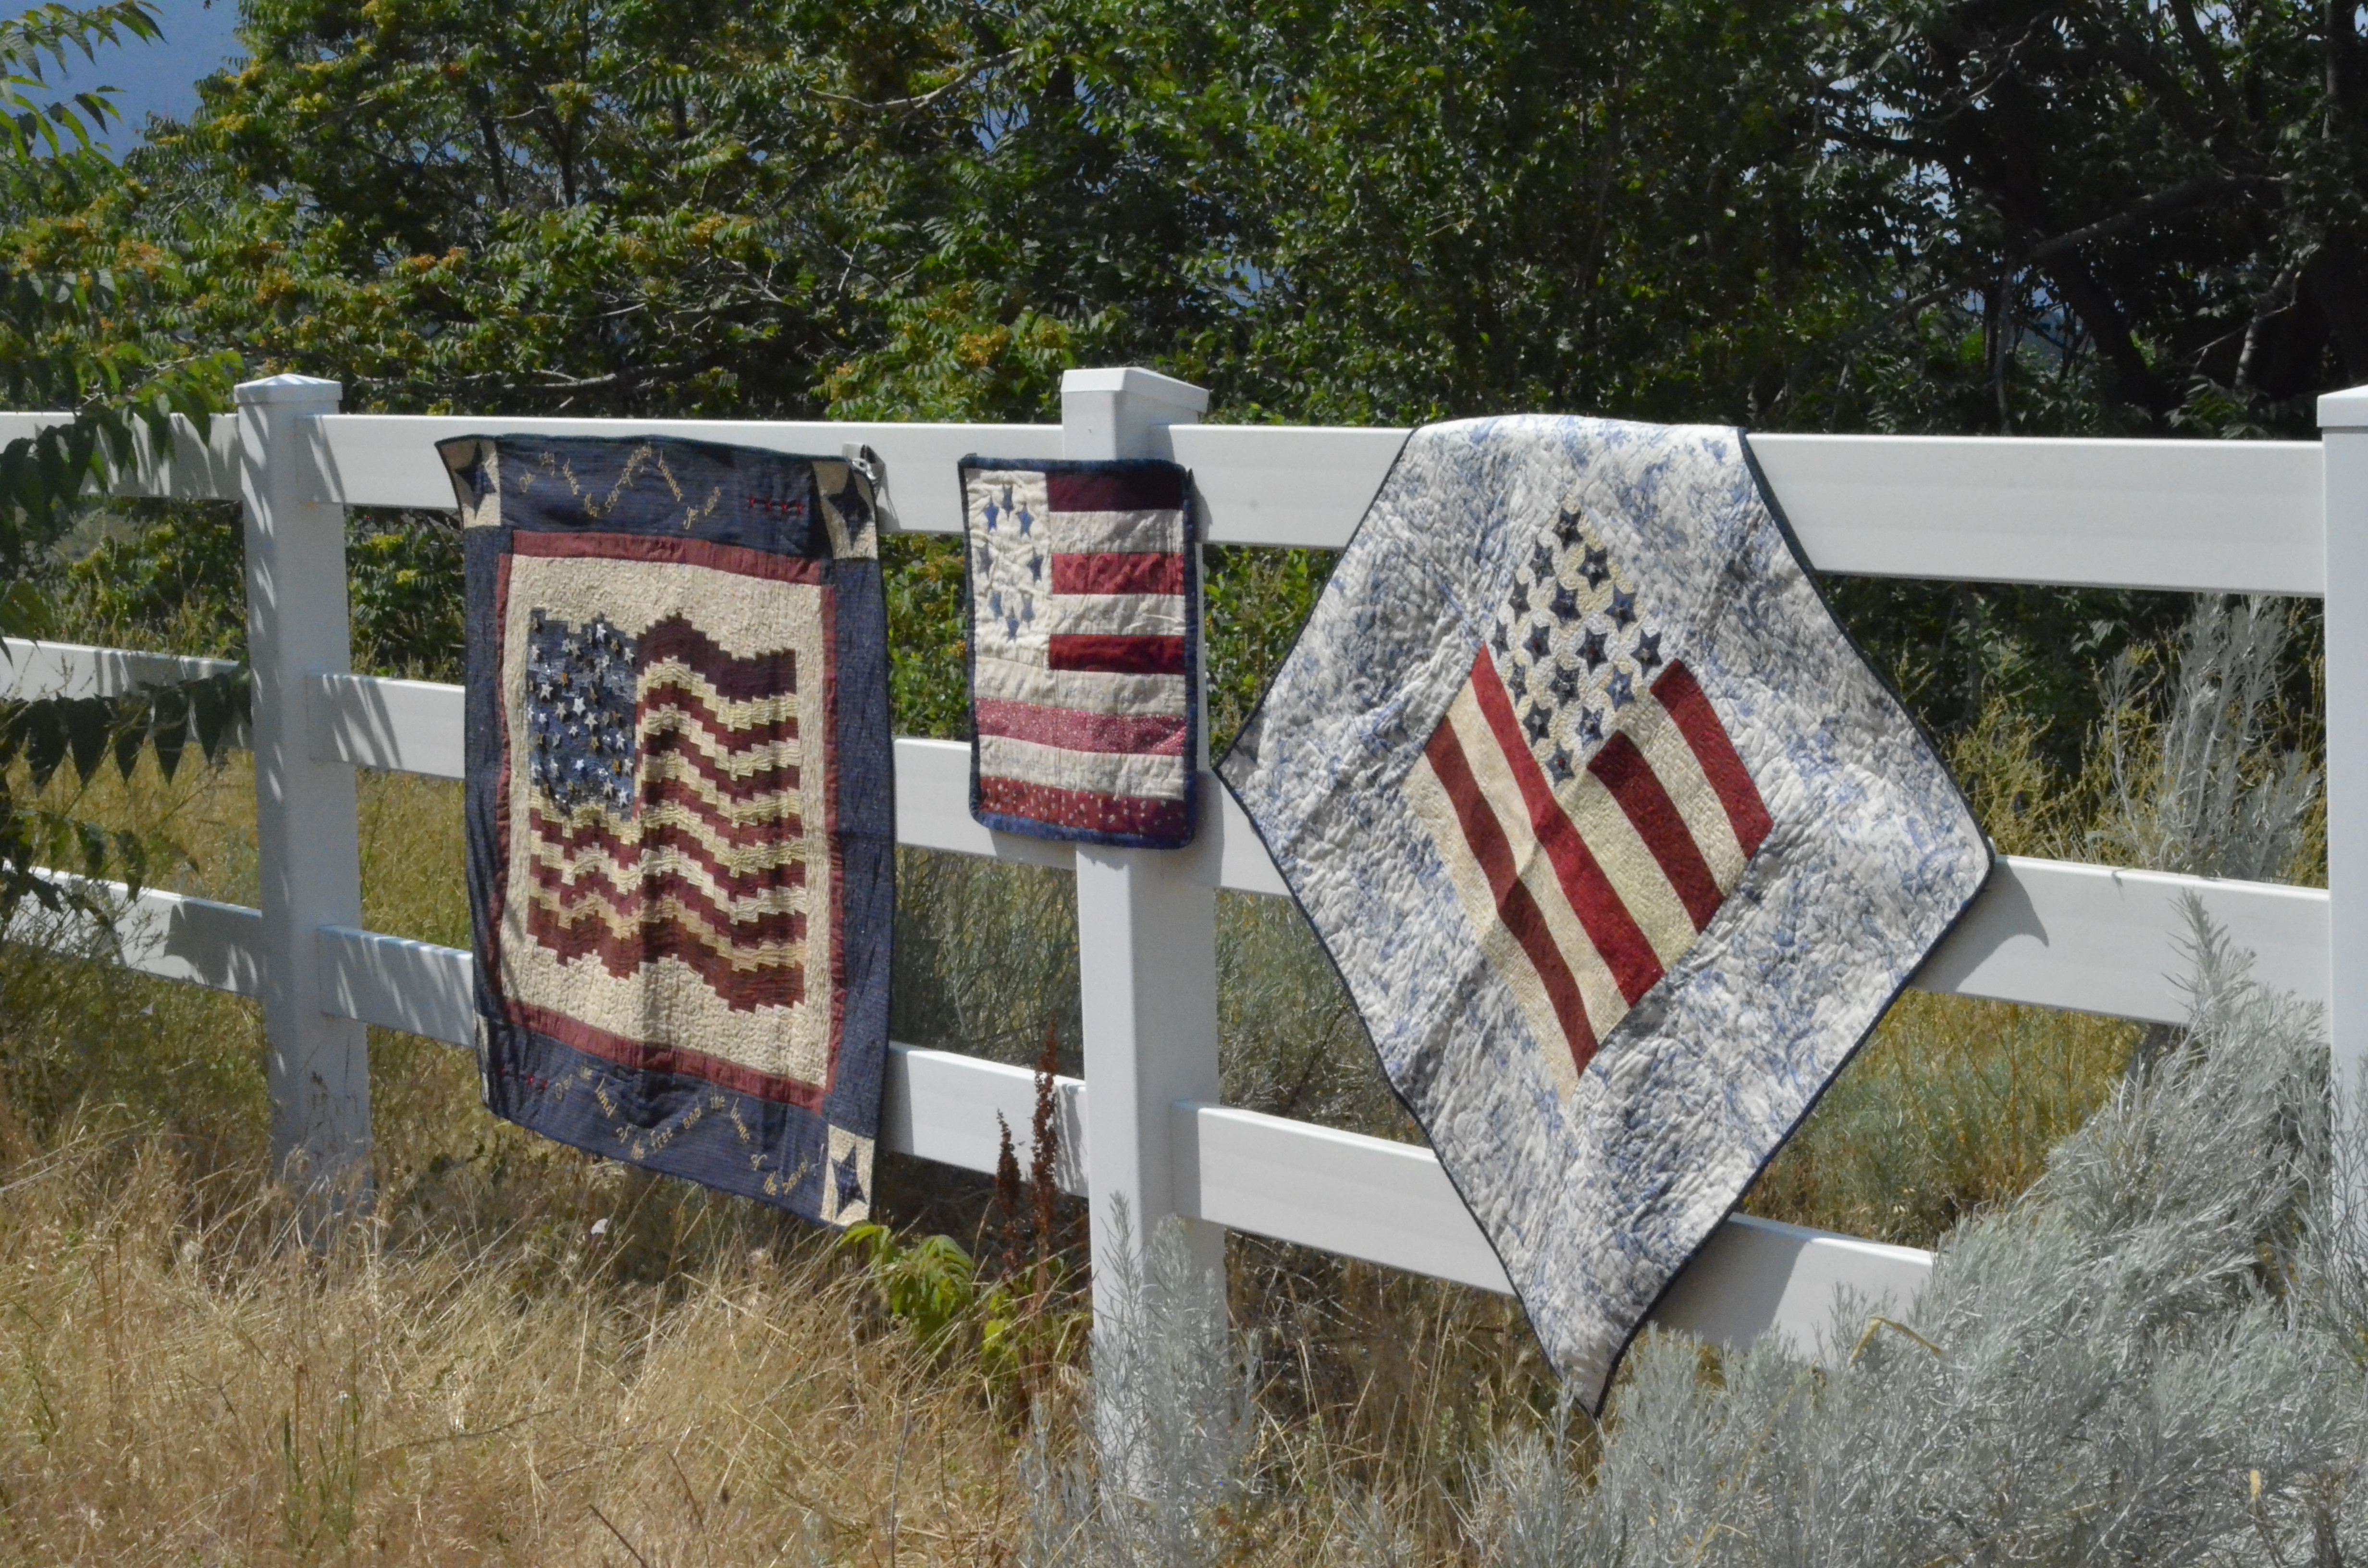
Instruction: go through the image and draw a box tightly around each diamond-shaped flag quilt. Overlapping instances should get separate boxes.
[960,457,1199,848]
[1219,417,1991,1408]
[444,434,892,1226]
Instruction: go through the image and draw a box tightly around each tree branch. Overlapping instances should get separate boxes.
[2026,172,2242,261]
[2164,0,2246,126]
[812,52,1014,116]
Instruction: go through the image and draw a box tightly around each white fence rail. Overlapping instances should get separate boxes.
[0,367,2348,1362]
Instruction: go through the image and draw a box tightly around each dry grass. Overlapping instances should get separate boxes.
[1743,699,2146,1241]
[1742,991,2137,1243]
[1,760,1059,1566]
[0,686,2219,1563]
[0,1121,1036,1566]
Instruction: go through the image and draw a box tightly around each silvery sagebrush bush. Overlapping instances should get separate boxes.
[1024,1202,1256,1568]
[1042,904,2368,1566]
[2097,594,2318,885]
[1476,903,2368,1567]
[2099,592,2316,1083]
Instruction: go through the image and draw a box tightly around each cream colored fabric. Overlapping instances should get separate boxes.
[1049,591,1187,637]
[971,652,1187,715]
[498,551,833,1083]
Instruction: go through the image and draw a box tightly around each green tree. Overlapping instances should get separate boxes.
[142,0,991,416]
[0,0,242,923]
[1829,0,2368,438]
[90,0,2368,756]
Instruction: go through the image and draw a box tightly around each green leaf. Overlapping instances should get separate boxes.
[0,580,53,638]
[62,693,106,783]
[109,693,140,780]
[148,682,185,781]
[21,699,62,788]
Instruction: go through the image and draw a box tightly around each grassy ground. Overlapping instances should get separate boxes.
[0,660,2281,1562]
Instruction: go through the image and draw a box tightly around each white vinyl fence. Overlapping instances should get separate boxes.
[0,366,2352,1360]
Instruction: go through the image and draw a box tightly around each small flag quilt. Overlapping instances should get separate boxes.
[445,434,893,1226]
[1219,417,1990,1408]
[960,458,1199,848]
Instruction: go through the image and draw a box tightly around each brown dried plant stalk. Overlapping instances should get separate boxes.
[994,1110,1025,1277]
[1030,1020,1063,1308]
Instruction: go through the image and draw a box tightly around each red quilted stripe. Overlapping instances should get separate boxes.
[1045,467,1187,513]
[531,804,808,864]
[1423,699,1600,1072]
[1047,634,1186,675]
[976,775,1192,840]
[636,685,798,750]
[1587,731,1726,930]
[511,529,828,588]
[522,906,807,1010]
[529,864,809,943]
[637,615,799,701]
[527,835,806,910]
[508,1000,827,1108]
[639,728,798,800]
[1050,552,1185,595]
[1651,662,1773,857]
[615,778,802,840]
[973,698,1188,755]
[1466,653,1663,1006]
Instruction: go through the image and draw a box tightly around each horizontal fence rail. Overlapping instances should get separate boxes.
[0,658,2326,1348]
[0,371,2346,1369]
[19,651,2325,1029]
[18,406,2328,591]
[7,867,1936,1352]
[0,637,240,697]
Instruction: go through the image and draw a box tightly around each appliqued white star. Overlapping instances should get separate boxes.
[1486,504,1671,779]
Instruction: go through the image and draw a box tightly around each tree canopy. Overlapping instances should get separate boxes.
[125,0,2368,437]
[0,0,242,922]
[0,0,2351,761]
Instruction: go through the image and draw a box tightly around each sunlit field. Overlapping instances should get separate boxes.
[0,672,2218,1562]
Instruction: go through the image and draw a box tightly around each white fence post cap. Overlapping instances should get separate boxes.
[2320,384,2368,429]
[1059,366,1209,414]
[235,374,343,406]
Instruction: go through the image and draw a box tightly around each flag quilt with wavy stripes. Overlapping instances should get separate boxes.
[1220,417,1991,1409]
[960,457,1199,848]
[445,434,892,1226]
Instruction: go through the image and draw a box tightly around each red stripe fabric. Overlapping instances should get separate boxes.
[1046,468,1187,513]
[508,999,827,1109]
[510,528,829,587]
[1050,552,1185,596]
[530,808,809,883]
[1587,731,1726,930]
[1465,654,1664,1006]
[526,860,809,943]
[624,777,802,840]
[1652,662,1773,856]
[1423,714,1601,1074]
[638,615,799,699]
[973,698,1188,755]
[523,904,806,1009]
[976,775,1193,840]
[637,687,798,750]
[638,729,797,800]
[1047,633,1187,675]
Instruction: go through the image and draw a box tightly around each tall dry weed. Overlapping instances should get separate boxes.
[3,591,2341,1565]
[0,1118,1033,1566]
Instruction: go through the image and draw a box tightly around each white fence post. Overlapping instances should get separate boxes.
[1061,367,1225,1313]
[236,374,371,1204]
[2323,386,2368,1197]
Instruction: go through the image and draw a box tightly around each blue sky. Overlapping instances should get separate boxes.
[9,0,244,149]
